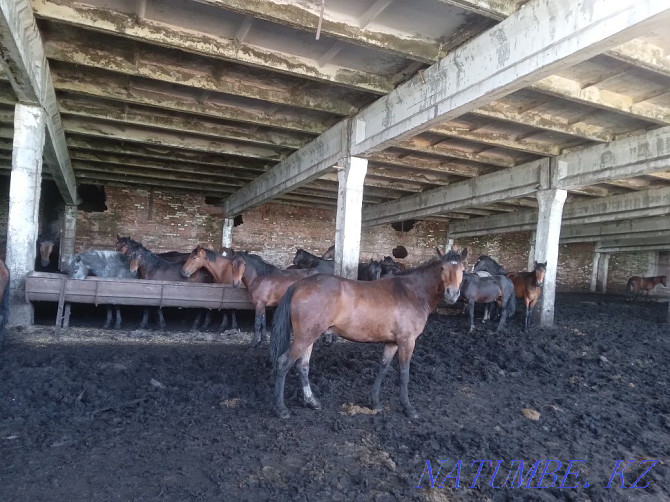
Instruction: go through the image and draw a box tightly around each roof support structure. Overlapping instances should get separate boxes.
[0,0,77,203]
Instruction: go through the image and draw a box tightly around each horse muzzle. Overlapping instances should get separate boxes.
[443,287,460,305]
[232,279,241,288]
[41,258,50,267]
[536,281,544,287]
[180,269,191,278]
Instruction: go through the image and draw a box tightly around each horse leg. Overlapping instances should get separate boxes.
[468,301,475,334]
[202,310,211,329]
[191,310,203,331]
[219,310,229,331]
[251,304,266,347]
[297,344,321,410]
[483,303,490,323]
[139,307,149,329]
[230,310,238,331]
[371,343,398,413]
[524,298,532,332]
[398,338,418,419]
[274,348,301,419]
[114,306,122,329]
[496,298,507,332]
[103,305,113,329]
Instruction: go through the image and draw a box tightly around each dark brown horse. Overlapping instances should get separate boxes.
[36,235,60,272]
[180,245,239,331]
[508,261,546,332]
[0,258,9,344]
[116,235,189,263]
[270,248,468,419]
[230,252,327,347]
[626,275,667,301]
[321,245,335,260]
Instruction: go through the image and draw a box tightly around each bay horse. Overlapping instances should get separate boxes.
[0,258,9,344]
[36,235,60,272]
[270,248,468,419]
[322,245,335,260]
[292,248,383,280]
[68,250,137,329]
[460,272,515,333]
[473,255,546,331]
[626,275,667,301]
[230,252,328,347]
[180,245,240,331]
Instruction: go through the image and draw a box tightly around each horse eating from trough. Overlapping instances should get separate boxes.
[270,248,468,419]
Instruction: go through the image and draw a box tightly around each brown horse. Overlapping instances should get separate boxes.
[270,248,468,419]
[230,252,327,347]
[180,245,239,331]
[508,261,546,332]
[626,275,667,301]
[0,258,9,343]
[36,235,60,272]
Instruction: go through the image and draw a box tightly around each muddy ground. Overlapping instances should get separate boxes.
[1,294,668,501]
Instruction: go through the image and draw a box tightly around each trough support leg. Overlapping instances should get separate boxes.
[7,104,46,327]
[54,277,67,336]
[334,156,367,280]
[533,187,567,328]
[59,204,77,272]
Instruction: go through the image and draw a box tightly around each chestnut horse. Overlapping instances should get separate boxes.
[0,258,9,344]
[270,248,468,419]
[230,252,329,347]
[626,275,667,301]
[180,245,239,331]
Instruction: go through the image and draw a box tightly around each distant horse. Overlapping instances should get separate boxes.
[230,252,328,347]
[473,255,546,331]
[270,248,468,419]
[36,235,60,272]
[292,248,383,280]
[116,235,189,263]
[68,250,137,329]
[626,275,667,301]
[180,245,240,331]
[0,258,9,344]
[128,245,214,330]
[381,256,404,276]
[460,272,515,333]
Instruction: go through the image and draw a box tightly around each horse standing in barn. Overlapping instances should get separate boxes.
[229,252,330,347]
[67,250,137,329]
[270,248,468,419]
[626,275,667,301]
[35,235,60,272]
[459,272,516,334]
[0,258,10,345]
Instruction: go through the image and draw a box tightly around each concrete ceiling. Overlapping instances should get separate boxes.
[1,0,669,222]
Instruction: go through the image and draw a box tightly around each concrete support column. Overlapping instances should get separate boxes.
[445,236,454,254]
[597,253,610,293]
[527,231,537,271]
[221,217,234,249]
[533,188,567,327]
[7,104,47,327]
[334,156,367,279]
[590,251,601,293]
[59,204,77,271]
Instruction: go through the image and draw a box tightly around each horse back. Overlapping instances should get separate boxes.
[247,268,319,306]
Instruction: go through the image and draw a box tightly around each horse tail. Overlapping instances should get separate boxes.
[625,278,634,298]
[0,266,10,343]
[270,284,296,369]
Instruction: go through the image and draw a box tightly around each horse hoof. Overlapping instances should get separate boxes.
[277,408,290,419]
[305,399,322,410]
[405,408,419,420]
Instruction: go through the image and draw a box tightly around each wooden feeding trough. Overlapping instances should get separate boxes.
[25,272,254,332]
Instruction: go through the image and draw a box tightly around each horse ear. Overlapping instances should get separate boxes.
[436,247,444,258]
[461,248,468,261]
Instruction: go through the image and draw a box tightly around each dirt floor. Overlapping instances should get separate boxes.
[1,293,668,501]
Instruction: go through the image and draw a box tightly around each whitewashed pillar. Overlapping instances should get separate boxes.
[534,188,567,327]
[527,231,537,271]
[590,251,601,293]
[597,253,610,293]
[334,156,367,279]
[221,217,234,248]
[7,104,47,326]
[59,204,77,271]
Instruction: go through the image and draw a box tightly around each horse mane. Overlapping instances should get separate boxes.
[394,257,441,276]
[444,249,463,263]
[203,247,221,262]
[235,251,278,277]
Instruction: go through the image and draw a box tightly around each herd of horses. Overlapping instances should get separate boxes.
[0,234,667,418]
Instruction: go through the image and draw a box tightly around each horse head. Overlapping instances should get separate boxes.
[533,261,547,287]
[181,245,207,278]
[441,247,468,304]
[128,248,144,275]
[68,255,87,279]
[661,275,667,287]
[231,253,247,288]
[38,238,55,267]
[292,248,305,267]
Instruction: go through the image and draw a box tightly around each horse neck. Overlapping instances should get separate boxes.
[205,256,232,283]
[404,261,446,311]
[139,250,162,278]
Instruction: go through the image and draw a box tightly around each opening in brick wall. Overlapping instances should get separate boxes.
[392,246,408,259]
[391,219,417,232]
[233,215,243,227]
[78,184,107,212]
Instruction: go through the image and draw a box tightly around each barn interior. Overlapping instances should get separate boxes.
[0,1,669,499]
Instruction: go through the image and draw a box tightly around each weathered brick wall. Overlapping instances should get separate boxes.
[232,203,446,267]
[557,242,595,292]
[76,187,224,253]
